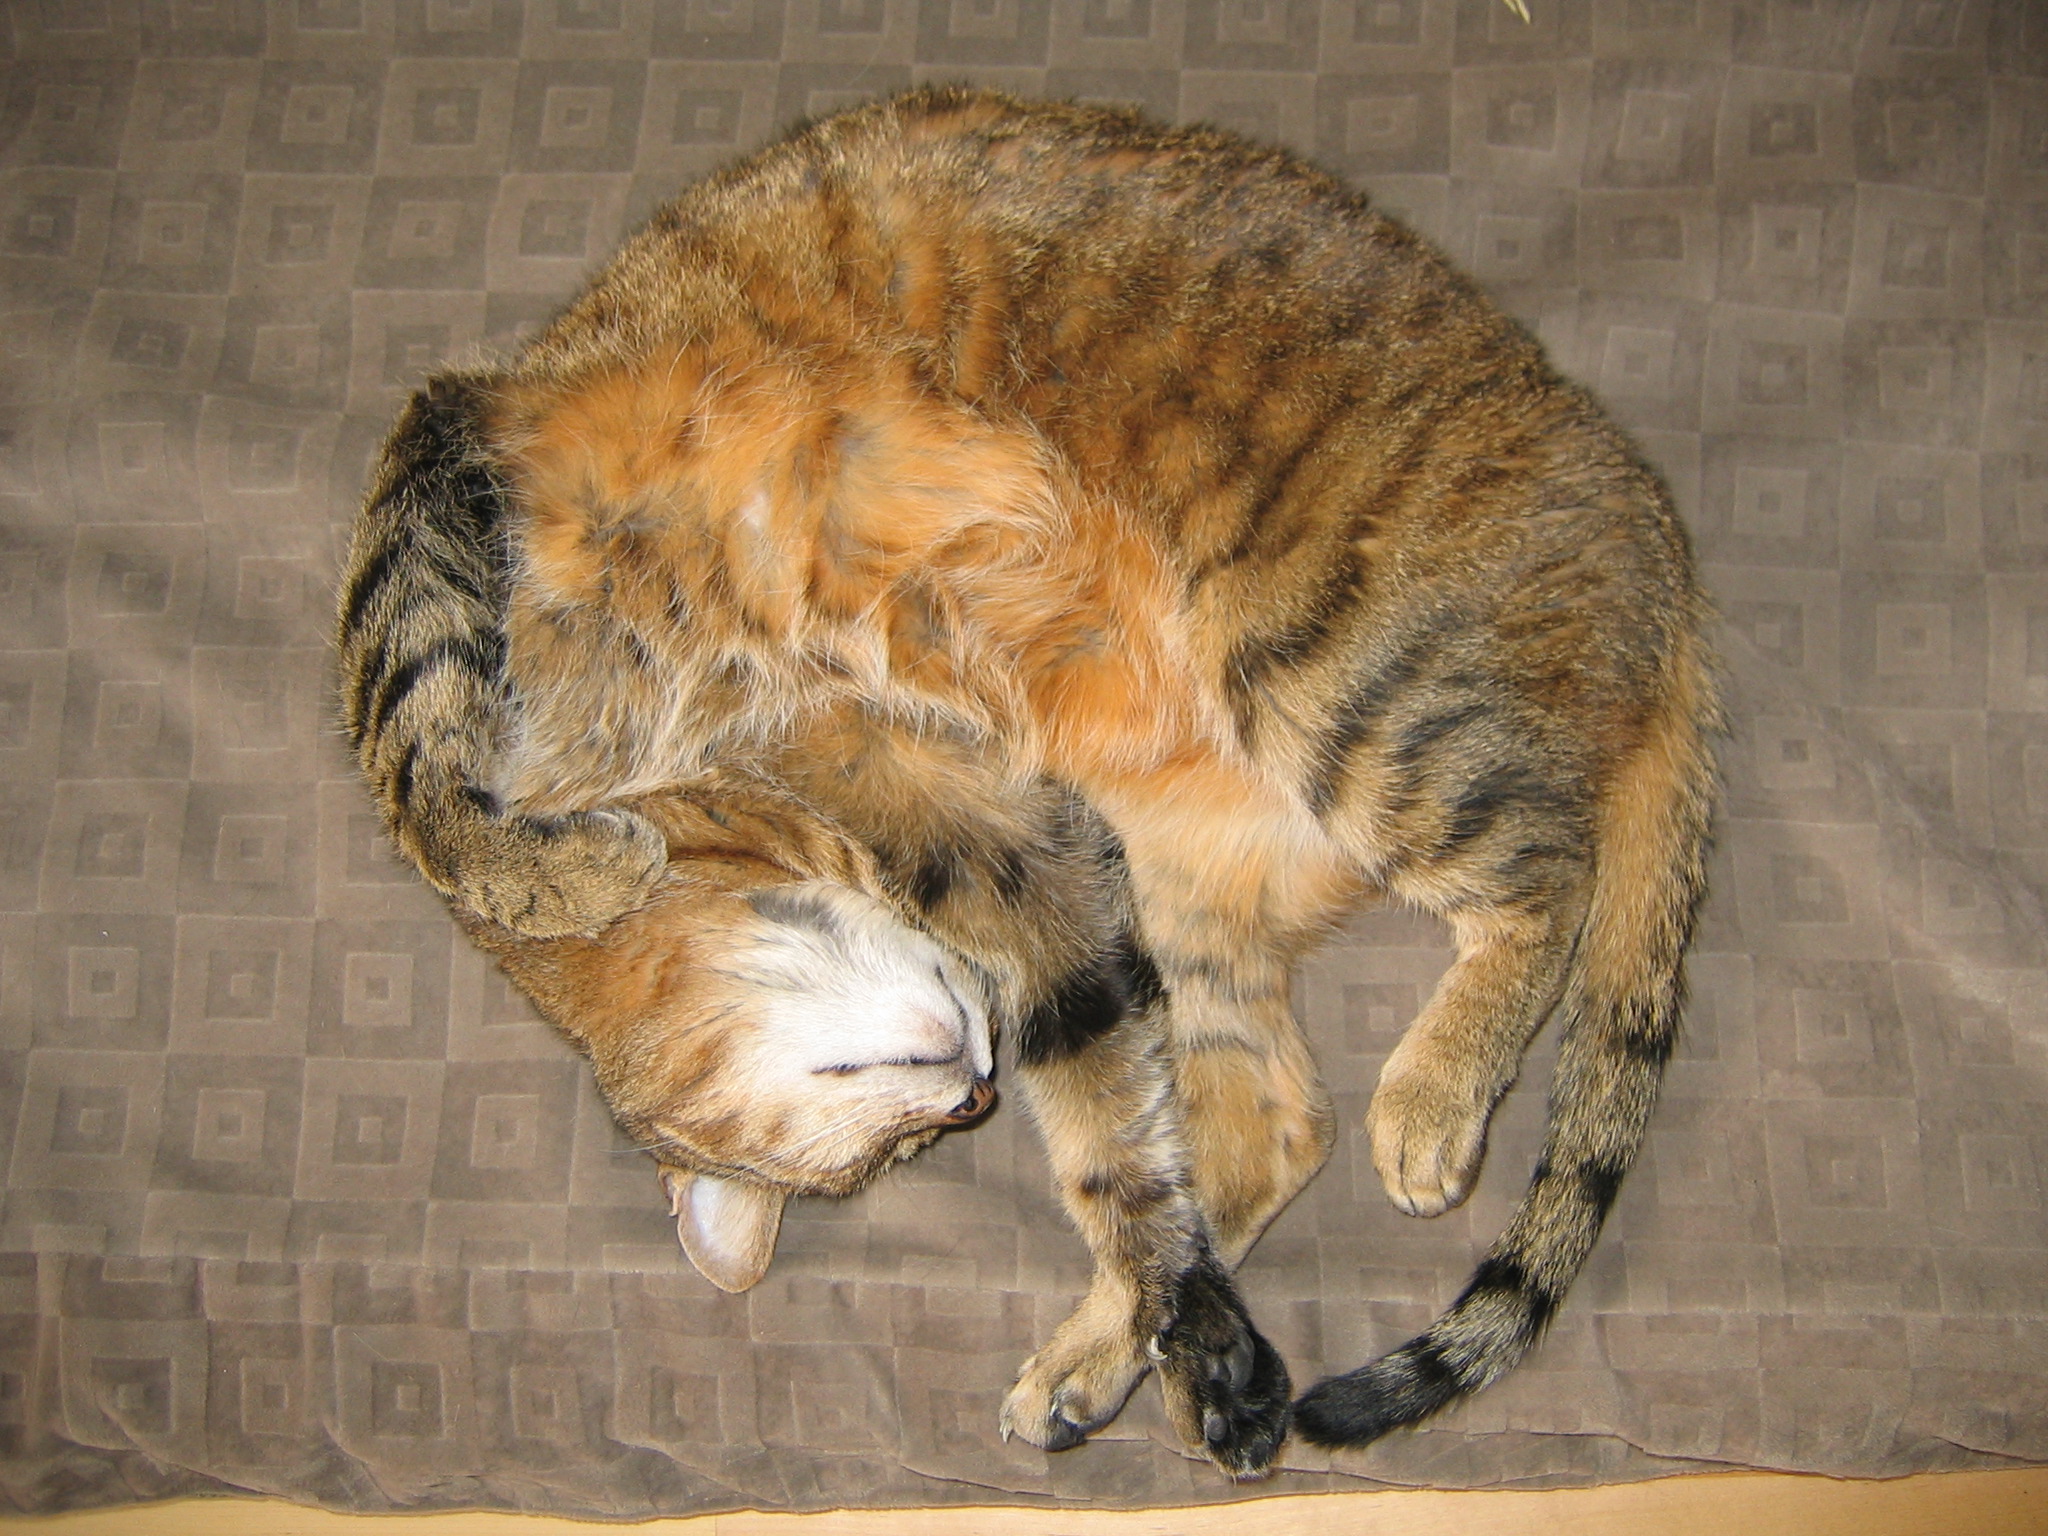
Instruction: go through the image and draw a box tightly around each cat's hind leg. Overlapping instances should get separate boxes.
[1363,896,1585,1217]
[1318,765,1589,1220]
[1311,669,1596,1219]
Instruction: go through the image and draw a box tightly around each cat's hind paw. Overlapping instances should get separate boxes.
[1154,1254,1291,1480]
[1365,1054,1491,1218]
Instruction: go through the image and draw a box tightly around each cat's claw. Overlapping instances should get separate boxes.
[1003,1260,1288,1477]
[999,1277,1169,1455]
[998,1337,1150,1455]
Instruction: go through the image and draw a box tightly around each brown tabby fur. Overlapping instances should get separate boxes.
[336,88,1721,1477]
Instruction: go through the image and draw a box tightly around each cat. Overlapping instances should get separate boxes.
[335,87,1720,1478]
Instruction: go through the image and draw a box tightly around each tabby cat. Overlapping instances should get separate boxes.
[336,88,1719,1479]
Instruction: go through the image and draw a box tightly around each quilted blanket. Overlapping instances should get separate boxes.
[0,0,2043,1515]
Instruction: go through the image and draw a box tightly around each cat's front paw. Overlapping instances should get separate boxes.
[998,1292,1151,1453]
[458,807,667,938]
[1365,1051,1490,1217]
[1153,1255,1290,1481]
[999,1343,1148,1453]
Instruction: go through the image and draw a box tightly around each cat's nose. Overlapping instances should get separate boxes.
[936,1078,996,1126]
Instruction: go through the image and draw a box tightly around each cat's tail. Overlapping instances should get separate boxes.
[1291,634,1720,1448]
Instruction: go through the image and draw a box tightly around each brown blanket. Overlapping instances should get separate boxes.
[2,0,2044,1515]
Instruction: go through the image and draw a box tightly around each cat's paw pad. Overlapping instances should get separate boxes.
[998,1336,1149,1453]
[1365,1063,1490,1218]
[1154,1257,1290,1480]
[465,808,667,938]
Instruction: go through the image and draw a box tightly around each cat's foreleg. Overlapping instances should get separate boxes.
[1000,996,1290,1480]
[384,757,668,939]
[338,377,668,938]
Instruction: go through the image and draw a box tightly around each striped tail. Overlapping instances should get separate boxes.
[1293,647,1719,1447]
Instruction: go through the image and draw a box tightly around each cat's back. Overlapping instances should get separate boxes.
[535,89,1652,532]
[508,89,1705,775]
[525,88,1525,433]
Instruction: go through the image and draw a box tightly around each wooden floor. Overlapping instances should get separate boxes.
[16,1469,2048,1535]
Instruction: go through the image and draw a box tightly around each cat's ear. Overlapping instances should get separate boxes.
[660,1166,786,1292]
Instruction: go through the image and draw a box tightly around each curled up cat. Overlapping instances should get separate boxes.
[335,89,1720,1479]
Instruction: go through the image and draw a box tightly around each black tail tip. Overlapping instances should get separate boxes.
[1290,1373,1416,1449]
[1289,1338,1470,1449]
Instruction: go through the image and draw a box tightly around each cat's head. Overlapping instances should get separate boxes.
[474,878,996,1290]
